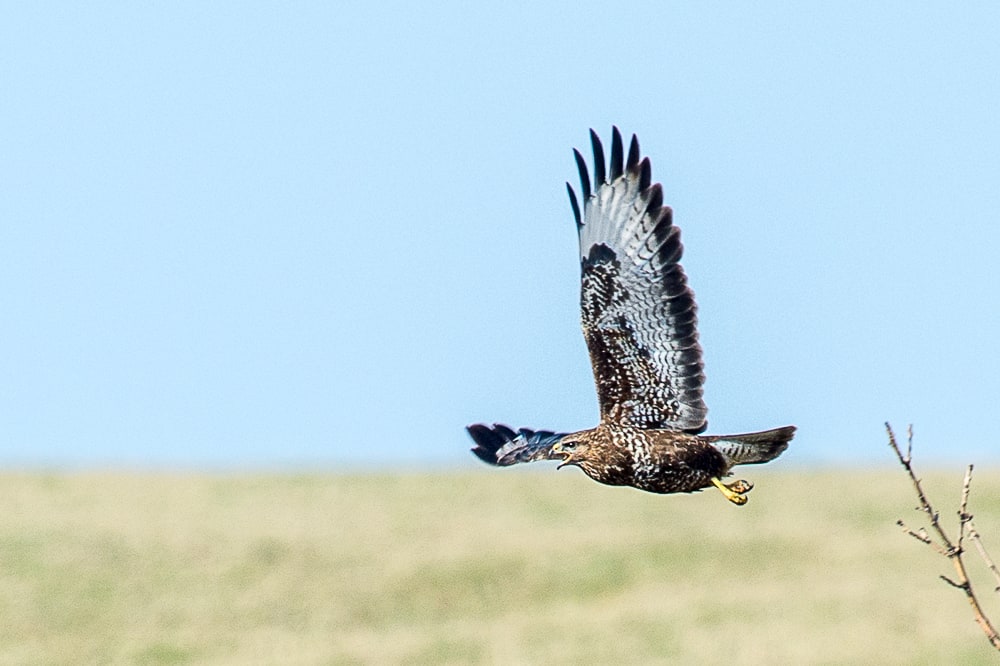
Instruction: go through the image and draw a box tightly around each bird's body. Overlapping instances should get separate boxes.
[467,128,795,504]
[559,423,796,494]
[554,424,726,494]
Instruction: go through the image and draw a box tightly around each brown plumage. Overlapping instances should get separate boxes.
[467,128,795,504]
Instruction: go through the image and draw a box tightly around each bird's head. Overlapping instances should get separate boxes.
[551,435,591,469]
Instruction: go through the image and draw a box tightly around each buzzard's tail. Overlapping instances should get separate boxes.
[467,424,568,466]
[707,426,796,466]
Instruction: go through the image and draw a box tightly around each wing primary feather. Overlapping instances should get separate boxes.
[573,148,591,201]
[610,126,624,180]
[467,424,505,464]
[626,133,640,171]
[566,182,582,229]
[646,183,663,214]
[654,213,683,266]
[639,157,652,191]
[493,424,517,439]
[590,129,606,187]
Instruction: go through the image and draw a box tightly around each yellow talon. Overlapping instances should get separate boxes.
[711,477,748,505]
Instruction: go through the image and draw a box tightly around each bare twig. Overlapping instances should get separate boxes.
[956,465,974,558]
[886,423,1000,651]
[897,520,948,554]
[887,424,953,551]
[968,521,1000,594]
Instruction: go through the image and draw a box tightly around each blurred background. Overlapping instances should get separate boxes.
[3,2,999,469]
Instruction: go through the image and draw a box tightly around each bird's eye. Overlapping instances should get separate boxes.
[561,440,576,450]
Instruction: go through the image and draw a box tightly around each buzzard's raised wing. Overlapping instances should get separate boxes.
[566,127,708,433]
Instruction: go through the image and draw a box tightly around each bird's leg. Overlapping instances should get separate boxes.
[710,477,749,505]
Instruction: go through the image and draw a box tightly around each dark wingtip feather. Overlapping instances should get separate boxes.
[647,215,682,267]
[638,157,651,191]
[610,127,624,180]
[493,423,517,439]
[646,183,663,214]
[590,129,606,187]
[467,423,503,465]
[626,133,640,171]
[573,148,591,201]
[466,423,493,441]
[470,447,497,465]
[566,182,582,228]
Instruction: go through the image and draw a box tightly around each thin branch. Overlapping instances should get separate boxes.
[968,521,1000,594]
[941,575,968,590]
[885,424,954,550]
[897,519,947,554]
[956,465,974,557]
[886,422,1000,651]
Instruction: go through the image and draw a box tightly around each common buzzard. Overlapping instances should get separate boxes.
[468,128,795,504]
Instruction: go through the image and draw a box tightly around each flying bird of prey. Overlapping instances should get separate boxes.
[467,127,795,505]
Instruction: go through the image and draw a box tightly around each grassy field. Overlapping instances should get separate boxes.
[2,467,1000,664]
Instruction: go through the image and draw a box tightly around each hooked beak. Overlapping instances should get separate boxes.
[551,442,573,469]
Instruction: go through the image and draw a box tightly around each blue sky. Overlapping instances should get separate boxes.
[3,2,999,468]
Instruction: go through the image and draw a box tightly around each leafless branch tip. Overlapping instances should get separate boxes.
[886,422,1000,651]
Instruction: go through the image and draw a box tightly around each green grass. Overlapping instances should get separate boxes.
[2,467,999,664]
